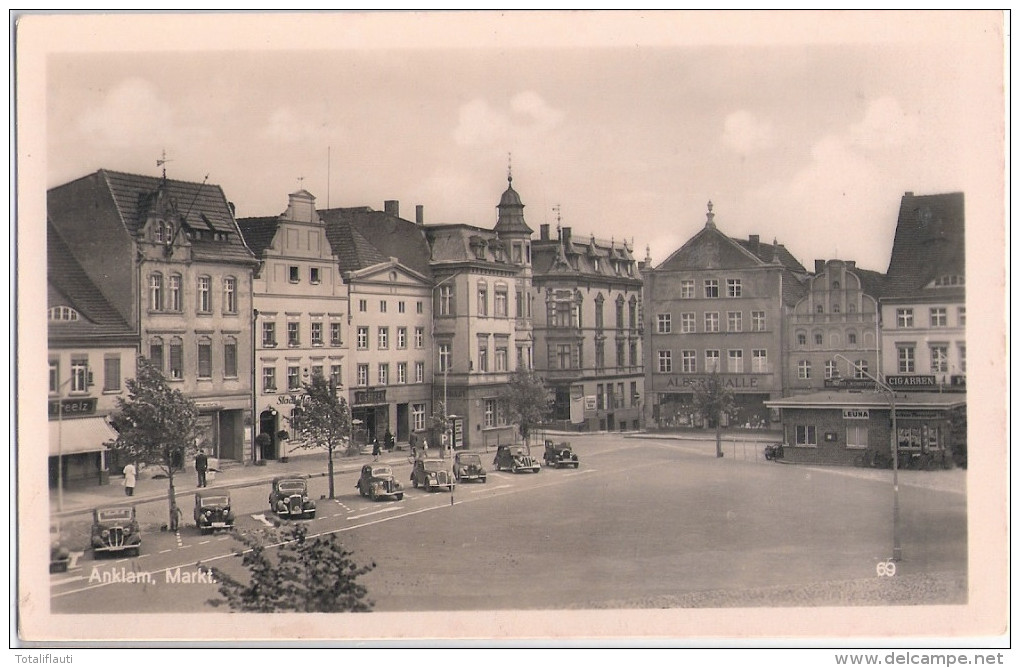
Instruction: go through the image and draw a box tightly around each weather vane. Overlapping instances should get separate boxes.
[156,149,172,179]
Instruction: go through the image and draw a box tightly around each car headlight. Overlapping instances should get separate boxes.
[101,529,109,538]
[123,526,132,535]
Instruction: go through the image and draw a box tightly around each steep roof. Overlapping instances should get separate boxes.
[99,169,239,235]
[319,207,434,278]
[733,238,807,273]
[425,224,517,269]
[47,222,135,340]
[883,192,965,300]
[856,268,886,300]
[492,177,533,235]
[532,231,641,283]
[236,216,281,259]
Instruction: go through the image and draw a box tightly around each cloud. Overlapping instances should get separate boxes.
[453,91,564,148]
[721,110,775,154]
[850,97,919,149]
[76,77,177,147]
[262,107,328,144]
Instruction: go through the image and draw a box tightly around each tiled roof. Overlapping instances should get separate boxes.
[47,222,135,340]
[426,224,515,268]
[781,272,810,307]
[493,179,533,235]
[532,233,641,283]
[733,238,807,273]
[855,268,886,300]
[236,216,281,259]
[99,169,239,235]
[883,192,965,300]
[319,208,392,275]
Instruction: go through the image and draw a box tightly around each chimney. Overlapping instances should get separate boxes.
[815,259,825,274]
[562,227,572,245]
[384,200,399,217]
[846,261,856,271]
[415,205,424,225]
[904,191,914,197]
[749,234,759,254]
[540,224,550,241]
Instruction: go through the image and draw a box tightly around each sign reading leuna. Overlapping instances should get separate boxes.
[842,409,870,420]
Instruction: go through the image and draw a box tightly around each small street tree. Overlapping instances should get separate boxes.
[287,373,350,499]
[501,370,553,447]
[205,523,375,612]
[106,357,203,529]
[691,372,736,458]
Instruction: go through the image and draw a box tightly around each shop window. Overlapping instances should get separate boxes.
[795,425,817,446]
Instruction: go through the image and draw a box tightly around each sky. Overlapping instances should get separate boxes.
[36,11,1005,273]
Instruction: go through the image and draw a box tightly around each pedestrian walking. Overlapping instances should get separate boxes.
[122,462,136,496]
[195,449,209,488]
[422,439,429,457]
[384,429,394,451]
[372,438,381,461]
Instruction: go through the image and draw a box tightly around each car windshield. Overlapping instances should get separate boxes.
[278,480,305,492]
[458,454,481,465]
[199,496,229,506]
[97,509,132,521]
[371,467,392,477]
[423,460,445,471]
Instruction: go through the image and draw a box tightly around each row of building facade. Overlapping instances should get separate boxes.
[46,165,965,485]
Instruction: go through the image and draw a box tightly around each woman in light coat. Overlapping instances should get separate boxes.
[123,462,137,496]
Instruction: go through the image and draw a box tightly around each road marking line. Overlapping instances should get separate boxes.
[198,540,210,545]
[178,544,192,549]
[137,554,149,559]
[159,549,171,554]
[348,506,402,520]
[251,513,275,527]
[332,513,344,518]
[68,552,85,569]
[51,575,85,586]
[116,558,128,563]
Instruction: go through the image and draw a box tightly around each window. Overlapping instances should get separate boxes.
[49,359,59,393]
[416,301,423,314]
[513,243,523,264]
[958,306,966,326]
[930,345,948,373]
[494,288,508,317]
[680,280,695,299]
[397,327,407,349]
[330,364,343,388]
[832,280,841,290]
[751,311,766,331]
[168,274,182,311]
[412,403,426,431]
[797,360,811,379]
[847,424,867,449]
[357,327,368,350]
[595,296,604,329]
[752,349,767,373]
[357,364,369,386]
[797,332,807,346]
[359,299,367,312]
[704,279,719,298]
[311,321,323,346]
[48,306,79,321]
[847,360,867,379]
[288,322,300,347]
[681,350,696,373]
[263,321,277,347]
[727,279,742,298]
[169,338,183,380]
[629,340,638,367]
[704,312,719,332]
[331,322,343,346]
[478,340,489,372]
[263,366,277,392]
[727,349,743,373]
[615,296,625,328]
[439,343,452,373]
[557,344,573,370]
[224,339,237,377]
[223,277,237,313]
[103,355,121,392]
[628,299,637,330]
[69,356,89,393]
[596,384,604,410]
[380,300,387,313]
[814,332,823,345]
[616,340,626,367]
[150,339,164,373]
[288,366,301,390]
[309,267,321,284]
[705,350,720,372]
[476,284,488,316]
[378,327,389,350]
[727,311,742,332]
[848,303,857,313]
[896,308,914,328]
[378,363,389,385]
[516,290,525,318]
[289,266,299,283]
[595,340,605,369]
[197,339,212,379]
[397,362,407,384]
[149,273,163,311]
[552,301,572,328]
[656,314,671,333]
[154,221,166,243]
[311,364,323,380]
[796,425,817,446]
[680,313,696,333]
[415,362,425,383]
[484,399,496,428]
[933,274,965,287]
[833,304,840,313]
[897,345,915,373]
[197,276,212,313]
[930,307,948,327]
[415,327,424,349]
[959,345,966,372]
[824,360,837,379]
[848,332,857,345]
[398,301,405,314]
[496,346,508,372]
[657,350,673,373]
[439,285,454,316]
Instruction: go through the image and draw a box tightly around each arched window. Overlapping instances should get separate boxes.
[796,331,807,346]
[149,272,164,311]
[848,331,858,345]
[48,306,79,321]
[816,304,824,314]
[832,280,840,290]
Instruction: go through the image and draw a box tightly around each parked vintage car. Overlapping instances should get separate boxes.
[90,506,141,557]
[269,476,316,519]
[492,445,541,474]
[543,440,580,468]
[410,458,454,492]
[356,464,404,501]
[453,452,487,483]
[193,490,235,533]
[50,522,71,573]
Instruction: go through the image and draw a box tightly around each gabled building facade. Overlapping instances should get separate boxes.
[644,202,808,429]
[531,224,644,431]
[238,189,348,460]
[48,170,257,462]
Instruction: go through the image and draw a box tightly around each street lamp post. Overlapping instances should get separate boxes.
[833,353,901,562]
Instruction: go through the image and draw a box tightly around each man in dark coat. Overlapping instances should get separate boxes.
[195,449,209,488]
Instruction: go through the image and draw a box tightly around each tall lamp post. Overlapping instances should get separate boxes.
[833,353,901,562]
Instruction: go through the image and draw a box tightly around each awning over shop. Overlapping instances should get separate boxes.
[765,391,967,410]
[48,417,115,456]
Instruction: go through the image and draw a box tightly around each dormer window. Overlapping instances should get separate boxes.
[153,221,166,243]
[593,258,600,272]
[48,306,79,321]
[933,275,965,287]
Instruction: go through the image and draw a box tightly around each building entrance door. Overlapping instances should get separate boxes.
[396,403,409,442]
[259,409,279,460]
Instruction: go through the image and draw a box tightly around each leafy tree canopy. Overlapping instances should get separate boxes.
[501,370,553,443]
[289,373,351,454]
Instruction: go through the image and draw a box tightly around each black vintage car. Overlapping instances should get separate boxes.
[492,445,541,474]
[269,476,316,519]
[90,507,142,557]
[453,452,487,483]
[543,440,579,468]
[410,458,454,492]
[193,491,235,533]
[356,464,404,501]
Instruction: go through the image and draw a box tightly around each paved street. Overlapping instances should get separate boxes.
[49,433,967,613]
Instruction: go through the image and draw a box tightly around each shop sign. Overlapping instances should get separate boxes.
[354,389,387,405]
[663,375,762,390]
[825,378,875,391]
[48,397,97,418]
[584,396,597,410]
[950,375,966,388]
[277,394,310,406]
[886,375,936,390]
[897,410,942,419]
[842,409,870,419]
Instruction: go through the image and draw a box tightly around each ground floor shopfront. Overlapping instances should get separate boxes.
[48,410,117,487]
[440,380,515,449]
[647,372,778,431]
[552,376,644,432]
[765,391,967,467]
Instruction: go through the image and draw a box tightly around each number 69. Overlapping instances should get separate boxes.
[876,561,897,577]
